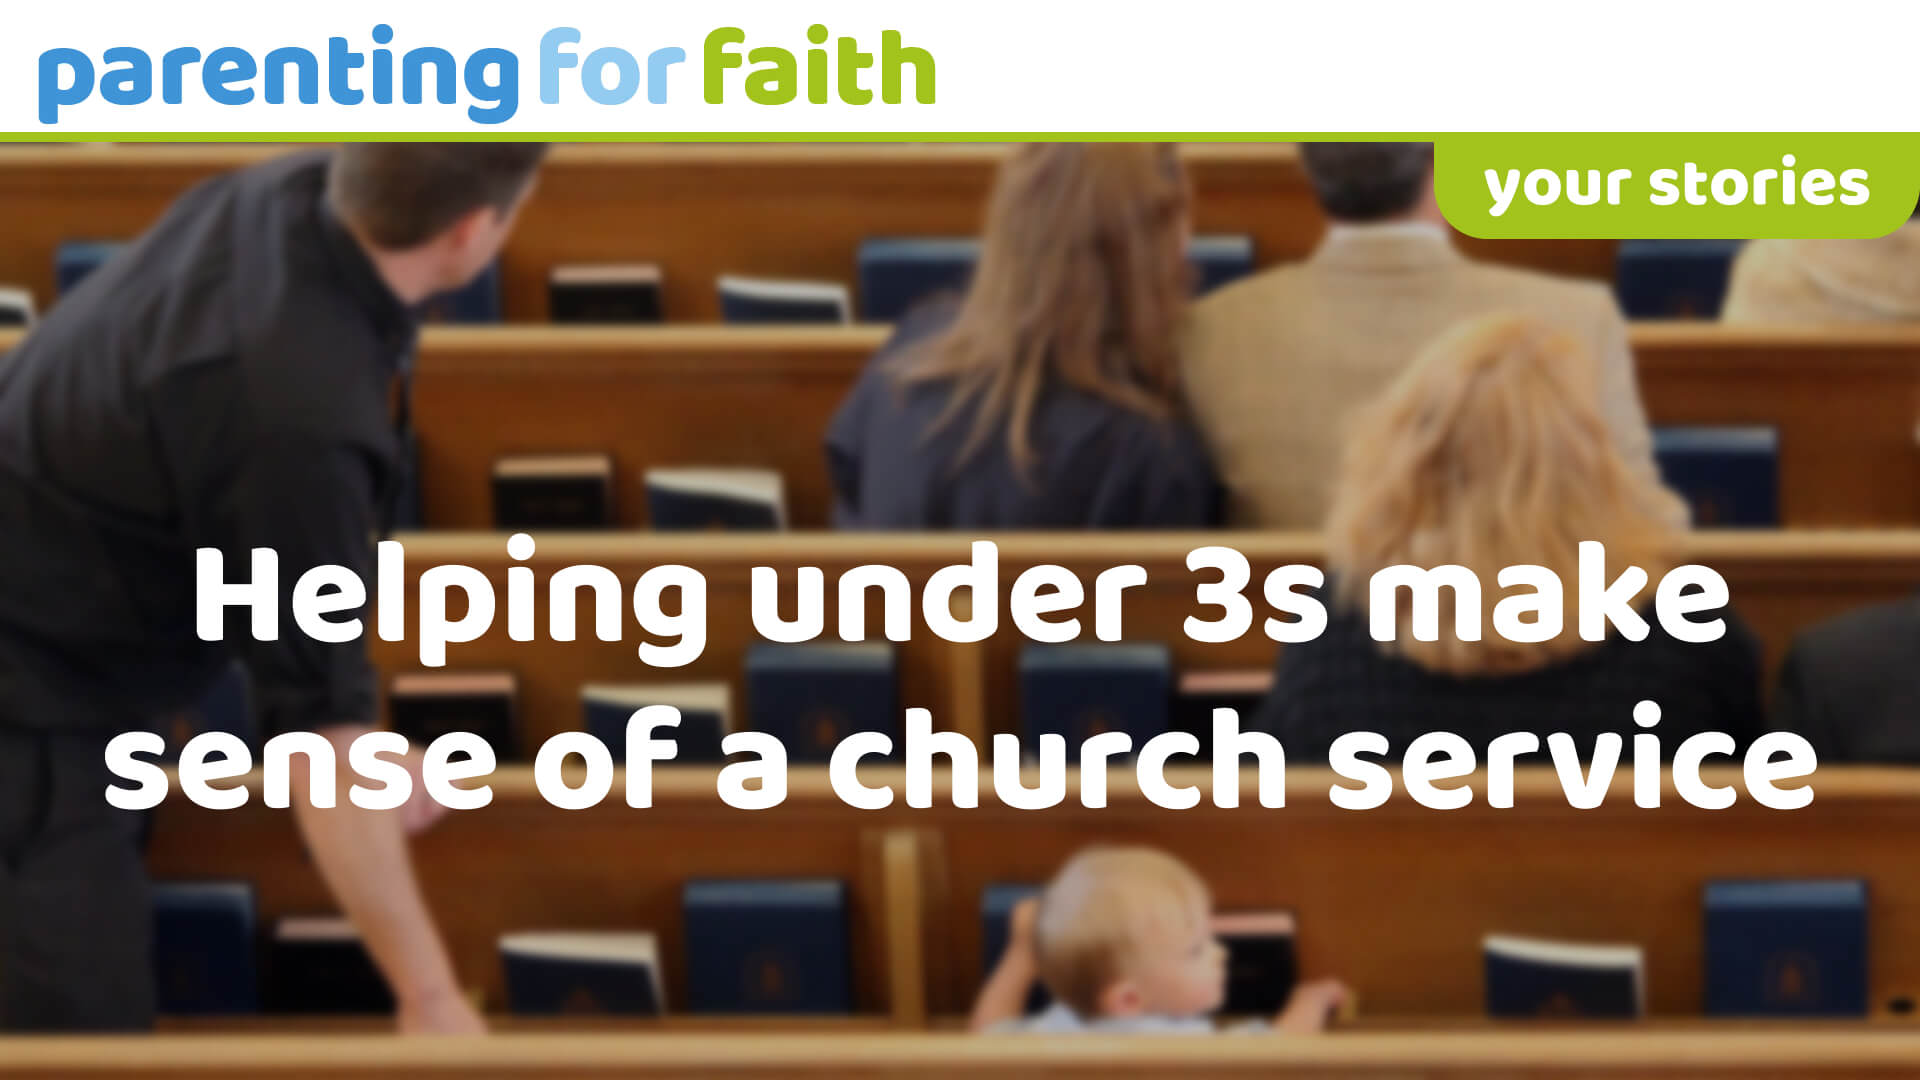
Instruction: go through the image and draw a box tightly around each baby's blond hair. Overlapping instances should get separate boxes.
[1032,846,1210,1016]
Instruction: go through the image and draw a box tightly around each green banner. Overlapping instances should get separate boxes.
[1434,133,1920,239]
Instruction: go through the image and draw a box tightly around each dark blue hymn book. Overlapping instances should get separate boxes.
[717,275,852,324]
[1653,425,1779,527]
[500,931,664,1015]
[1188,234,1256,295]
[267,915,393,1014]
[745,642,897,763]
[1704,879,1868,1017]
[856,236,979,322]
[1483,934,1644,1018]
[0,285,33,327]
[1019,642,1173,752]
[151,880,259,1015]
[55,239,125,295]
[857,234,1257,321]
[387,670,520,762]
[645,467,786,531]
[682,879,852,1014]
[1614,238,1743,318]
[581,682,732,763]
[1216,910,1299,1016]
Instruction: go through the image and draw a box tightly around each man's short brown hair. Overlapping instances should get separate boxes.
[327,142,549,249]
[1299,142,1435,223]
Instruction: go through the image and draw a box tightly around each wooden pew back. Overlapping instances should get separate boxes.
[0,144,1615,322]
[411,326,1920,529]
[143,530,1902,1016]
[8,1030,1920,1079]
[143,768,1920,1022]
[366,531,1920,749]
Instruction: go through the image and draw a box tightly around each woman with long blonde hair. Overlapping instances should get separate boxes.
[825,143,1216,527]
[1253,314,1762,758]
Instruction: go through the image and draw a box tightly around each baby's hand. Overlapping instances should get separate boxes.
[1275,978,1352,1033]
[1009,897,1040,948]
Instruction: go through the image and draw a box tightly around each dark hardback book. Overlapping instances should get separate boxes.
[420,260,503,323]
[0,285,34,327]
[644,467,786,531]
[1614,238,1743,319]
[491,452,615,530]
[156,660,257,763]
[856,236,979,322]
[1483,934,1644,1019]
[717,275,852,324]
[1653,426,1779,527]
[151,880,260,1015]
[1189,234,1256,296]
[549,263,665,323]
[55,240,125,295]
[500,931,665,1015]
[1020,642,1174,752]
[582,682,732,764]
[682,878,852,1014]
[388,670,519,762]
[1174,668,1273,757]
[1216,910,1299,1016]
[1704,879,1868,1017]
[267,915,393,1014]
[981,882,1049,1015]
[745,641,898,763]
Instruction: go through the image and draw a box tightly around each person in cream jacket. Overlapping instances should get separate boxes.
[1181,142,1666,529]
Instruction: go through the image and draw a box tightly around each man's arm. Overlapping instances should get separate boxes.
[291,726,480,1033]
[184,411,480,1033]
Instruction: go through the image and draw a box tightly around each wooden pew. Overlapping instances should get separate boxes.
[0,144,1615,321]
[404,327,869,530]
[134,530,1920,1023]
[5,300,1917,527]
[223,324,1920,529]
[143,766,1920,1023]
[912,768,1920,1021]
[1637,325,1920,527]
[404,324,1920,530]
[360,530,1920,749]
[143,768,939,1027]
[9,1030,1920,1079]
[135,527,1920,1026]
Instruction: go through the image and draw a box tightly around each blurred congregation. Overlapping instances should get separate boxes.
[1,140,1918,1076]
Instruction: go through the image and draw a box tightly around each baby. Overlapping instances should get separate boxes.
[971,845,1350,1034]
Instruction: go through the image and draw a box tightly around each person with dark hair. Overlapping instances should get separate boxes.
[1180,142,1663,528]
[826,143,1217,528]
[0,142,546,1032]
[1770,595,1920,760]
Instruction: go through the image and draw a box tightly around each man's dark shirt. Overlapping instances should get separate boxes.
[0,150,416,736]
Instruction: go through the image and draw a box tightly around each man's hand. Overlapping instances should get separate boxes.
[296,726,476,1040]
[400,749,452,835]
[397,986,487,1035]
